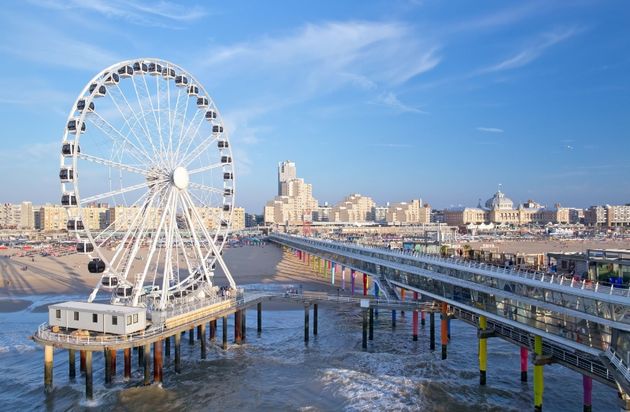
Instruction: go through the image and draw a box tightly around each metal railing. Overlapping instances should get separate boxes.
[34,291,269,347]
[606,347,630,383]
[154,288,247,324]
[36,321,169,346]
[453,306,614,385]
[275,290,434,309]
[274,234,630,298]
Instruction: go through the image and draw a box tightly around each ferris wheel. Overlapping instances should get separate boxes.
[59,58,236,310]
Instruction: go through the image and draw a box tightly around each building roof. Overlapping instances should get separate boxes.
[485,190,513,210]
[445,207,486,212]
[49,301,144,315]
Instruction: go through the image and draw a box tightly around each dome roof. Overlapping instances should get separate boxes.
[485,190,513,210]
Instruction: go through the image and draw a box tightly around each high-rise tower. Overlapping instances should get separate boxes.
[278,160,297,196]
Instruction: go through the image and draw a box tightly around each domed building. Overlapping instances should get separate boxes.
[444,187,570,227]
[484,190,514,210]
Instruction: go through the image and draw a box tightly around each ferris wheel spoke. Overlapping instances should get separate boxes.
[133,189,174,306]
[78,152,149,176]
[179,191,212,284]
[181,134,219,166]
[108,84,156,161]
[188,182,225,204]
[98,180,168,250]
[187,189,223,227]
[87,111,154,165]
[150,232,164,292]
[118,186,168,293]
[80,181,158,204]
[157,75,172,167]
[172,89,192,166]
[178,109,205,164]
[168,88,183,167]
[93,188,153,247]
[173,222,203,289]
[172,230,191,289]
[181,190,235,288]
[190,192,229,232]
[107,184,164,275]
[158,191,179,308]
[130,74,163,164]
[141,73,168,164]
[187,162,223,176]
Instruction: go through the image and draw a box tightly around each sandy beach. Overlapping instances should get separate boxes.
[4,237,628,312]
[0,243,345,311]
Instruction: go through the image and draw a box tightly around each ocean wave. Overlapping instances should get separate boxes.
[320,367,422,411]
[0,343,38,354]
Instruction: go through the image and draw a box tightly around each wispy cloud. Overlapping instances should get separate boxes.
[0,19,119,71]
[449,1,546,33]
[481,27,580,73]
[203,21,440,94]
[32,0,206,27]
[372,92,427,114]
[476,127,504,133]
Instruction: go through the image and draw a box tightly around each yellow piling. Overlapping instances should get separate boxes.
[534,335,544,411]
[479,315,487,385]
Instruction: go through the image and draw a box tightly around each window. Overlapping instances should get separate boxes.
[55,309,61,319]
[127,315,132,326]
[74,311,79,321]
[133,313,138,324]
[92,313,98,323]
[112,316,118,326]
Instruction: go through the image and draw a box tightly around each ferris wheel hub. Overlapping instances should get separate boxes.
[172,166,189,190]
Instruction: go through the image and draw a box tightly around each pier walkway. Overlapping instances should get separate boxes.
[270,233,630,410]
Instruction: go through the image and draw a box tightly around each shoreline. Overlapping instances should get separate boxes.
[0,244,346,312]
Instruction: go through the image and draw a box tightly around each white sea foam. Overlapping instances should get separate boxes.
[14,344,37,353]
[320,367,423,411]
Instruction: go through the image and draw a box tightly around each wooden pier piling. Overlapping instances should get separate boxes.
[68,349,76,380]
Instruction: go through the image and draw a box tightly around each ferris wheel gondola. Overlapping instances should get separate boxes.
[59,58,236,310]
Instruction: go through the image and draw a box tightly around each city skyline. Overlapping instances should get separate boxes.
[0,1,629,212]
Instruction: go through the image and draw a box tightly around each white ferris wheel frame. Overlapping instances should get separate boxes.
[59,58,236,310]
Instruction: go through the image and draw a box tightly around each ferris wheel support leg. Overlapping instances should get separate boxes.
[133,190,173,307]
[214,251,236,289]
[182,191,236,289]
[179,192,212,285]
[87,286,99,303]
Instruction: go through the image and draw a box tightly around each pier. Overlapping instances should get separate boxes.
[32,286,440,400]
[270,233,630,411]
[30,233,630,410]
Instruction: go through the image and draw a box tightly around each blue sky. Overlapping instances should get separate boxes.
[0,0,629,212]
